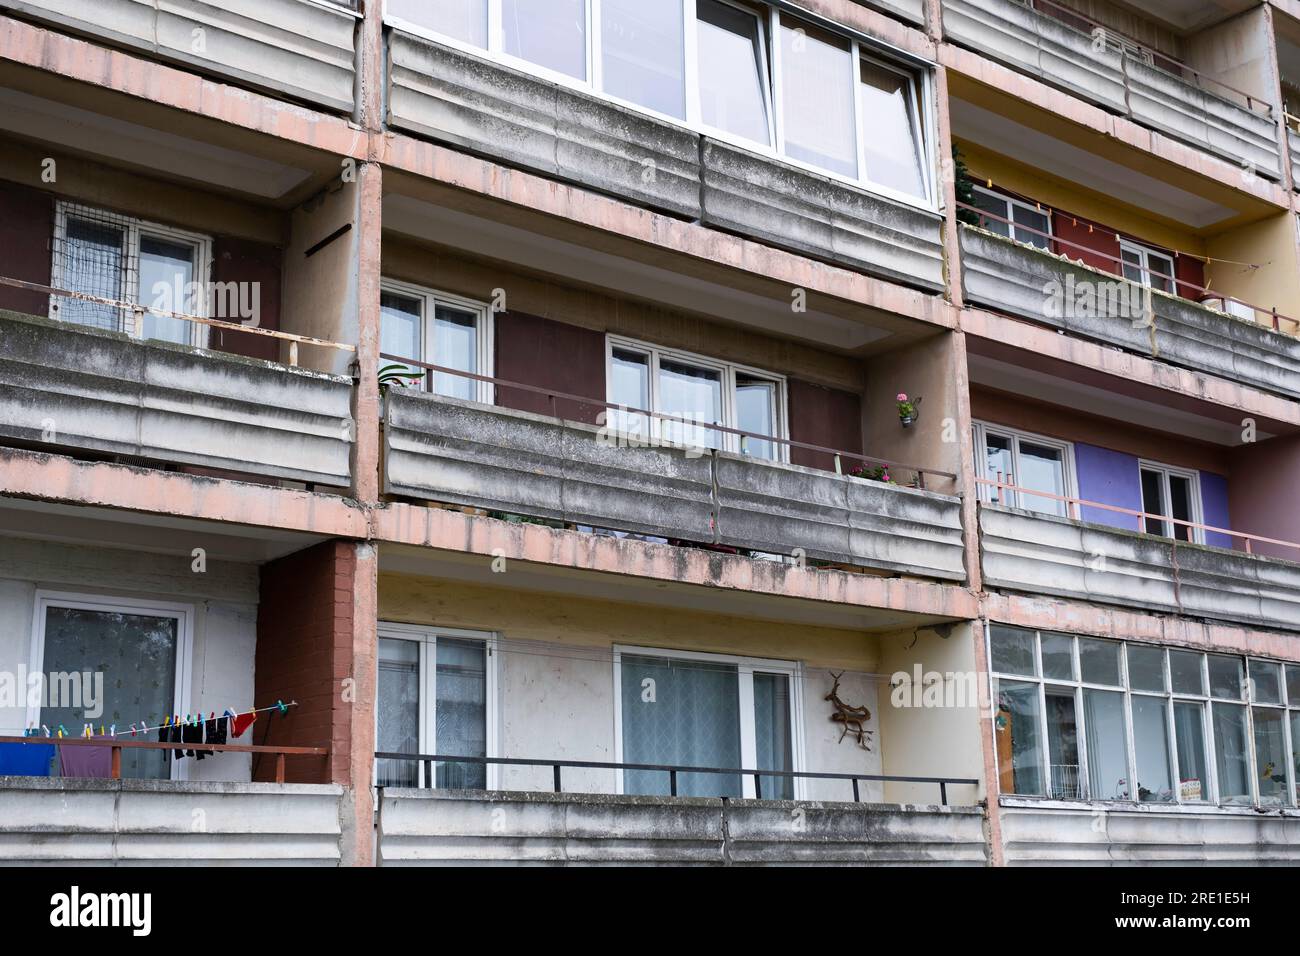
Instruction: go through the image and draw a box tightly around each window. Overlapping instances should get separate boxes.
[1139,461,1202,543]
[1120,239,1176,294]
[374,624,496,789]
[615,646,801,799]
[384,1,934,204]
[29,593,191,781]
[379,281,494,403]
[605,336,787,460]
[970,186,1051,249]
[990,626,1300,809]
[973,422,1073,518]
[51,202,211,347]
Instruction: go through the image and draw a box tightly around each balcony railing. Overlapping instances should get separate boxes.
[2,0,359,113]
[976,478,1300,631]
[943,0,1281,177]
[957,214,1300,399]
[380,355,968,582]
[0,280,356,487]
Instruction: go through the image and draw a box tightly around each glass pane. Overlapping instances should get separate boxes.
[983,432,1014,505]
[1208,655,1244,699]
[1083,689,1130,800]
[659,358,722,452]
[1249,660,1282,704]
[1140,469,1167,536]
[1127,645,1166,693]
[753,672,793,800]
[1045,686,1082,799]
[376,638,420,788]
[1011,205,1050,249]
[502,0,587,80]
[380,292,424,388]
[1131,696,1173,802]
[602,0,684,118]
[387,0,487,47]
[1212,702,1251,803]
[1253,708,1288,806]
[857,58,924,198]
[59,216,126,331]
[995,679,1044,796]
[1287,665,1300,706]
[435,638,487,790]
[621,654,742,797]
[735,374,777,460]
[432,304,478,400]
[1168,475,1193,542]
[990,625,1037,676]
[1040,632,1075,681]
[1169,650,1205,696]
[139,236,197,345]
[609,347,651,439]
[41,606,177,781]
[1291,712,1300,806]
[779,17,856,177]
[1017,441,1066,517]
[697,0,769,145]
[971,190,1010,238]
[1079,639,1121,686]
[1121,248,1143,286]
[1147,253,1175,293]
[1174,701,1209,802]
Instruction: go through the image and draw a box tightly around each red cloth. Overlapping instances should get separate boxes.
[230,712,257,739]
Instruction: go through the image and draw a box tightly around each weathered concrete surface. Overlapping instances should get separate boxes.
[855,0,925,25]
[377,789,986,866]
[1001,802,1300,865]
[388,31,702,218]
[960,226,1300,399]
[4,0,358,114]
[979,504,1300,632]
[0,310,354,486]
[0,778,343,865]
[384,392,967,581]
[1290,127,1300,192]
[943,0,1280,176]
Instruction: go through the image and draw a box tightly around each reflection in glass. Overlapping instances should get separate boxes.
[1131,695,1173,802]
[1083,689,1129,800]
[995,679,1044,796]
[1212,702,1251,804]
[697,0,770,144]
[602,0,684,118]
[1173,701,1209,802]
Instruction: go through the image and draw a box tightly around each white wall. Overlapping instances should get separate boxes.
[0,535,258,782]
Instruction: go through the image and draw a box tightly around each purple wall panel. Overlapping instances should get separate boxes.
[1199,472,1232,550]
[1074,443,1141,531]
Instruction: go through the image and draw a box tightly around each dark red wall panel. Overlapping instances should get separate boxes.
[787,378,862,472]
[494,310,606,423]
[0,181,52,316]
[208,236,283,362]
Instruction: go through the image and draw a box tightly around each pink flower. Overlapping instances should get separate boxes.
[896,393,908,402]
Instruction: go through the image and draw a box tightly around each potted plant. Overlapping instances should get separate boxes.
[896,393,921,427]
[378,363,424,390]
[847,464,895,484]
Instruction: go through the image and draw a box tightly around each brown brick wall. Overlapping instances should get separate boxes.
[254,540,356,784]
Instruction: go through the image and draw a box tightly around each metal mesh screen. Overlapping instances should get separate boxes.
[50,203,137,334]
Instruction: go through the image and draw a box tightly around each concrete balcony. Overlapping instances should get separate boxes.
[979,504,1300,632]
[382,392,967,582]
[0,778,343,865]
[942,0,1281,178]
[1,0,359,114]
[376,789,988,866]
[1289,127,1300,190]
[959,225,1300,399]
[386,31,945,291]
[0,310,354,487]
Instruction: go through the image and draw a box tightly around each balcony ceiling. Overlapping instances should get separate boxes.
[1114,0,1256,33]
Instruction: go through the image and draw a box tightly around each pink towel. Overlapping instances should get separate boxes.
[58,745,113,779]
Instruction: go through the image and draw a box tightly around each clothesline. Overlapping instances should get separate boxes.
[24,699,299,740]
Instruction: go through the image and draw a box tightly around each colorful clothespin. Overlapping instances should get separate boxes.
[42,725,51,738]
[276,699,288,715]
[109,725,115,738]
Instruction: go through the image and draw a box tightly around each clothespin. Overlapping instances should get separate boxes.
[277,699,288,715]
[109,725,115,738]
[129,724,137,737]
[42,725,51,738]
[100,724,105,737]
[1088,224,1094,233]
[83,723,93,738]
[56,727,64,739]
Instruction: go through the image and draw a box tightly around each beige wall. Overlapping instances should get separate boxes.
[1205,211,1300,333]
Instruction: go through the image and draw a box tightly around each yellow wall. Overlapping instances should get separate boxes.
[1204,212,1300,333]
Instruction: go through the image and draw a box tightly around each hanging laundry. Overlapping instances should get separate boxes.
[58,744,112,779]
[206,713,227,750]
[230,711,257,739]
[0,742,54,776]
[182,716,203,759]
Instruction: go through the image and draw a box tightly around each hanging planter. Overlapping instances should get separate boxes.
[897,393,922,428]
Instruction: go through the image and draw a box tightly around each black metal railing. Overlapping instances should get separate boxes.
[374,752,979,806]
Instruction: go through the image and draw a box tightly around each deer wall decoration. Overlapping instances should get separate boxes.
[825,671,873,751]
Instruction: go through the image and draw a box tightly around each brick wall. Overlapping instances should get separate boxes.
[255,541,356,785]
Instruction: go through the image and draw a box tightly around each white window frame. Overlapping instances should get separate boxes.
[51,201,212,348]
[611,644,805,799]
[380,279,495,405]
[382,0,937,210]
[27,590,194,782]
[971,185,1052,247]
[689,0,777,151]
[972,421,1076,515]
[375,622,500,790]
[1138,459,1204,545]
[1119,237,1176,292]
[605,334,788,461]
[987,627,1300,810]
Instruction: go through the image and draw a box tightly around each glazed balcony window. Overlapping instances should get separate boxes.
[970,186,1050,249]
[973,422,1072,518]
[379,281,494,403]
[384,0,934,204]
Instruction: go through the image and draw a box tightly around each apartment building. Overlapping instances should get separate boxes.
[0,0,1298,867]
